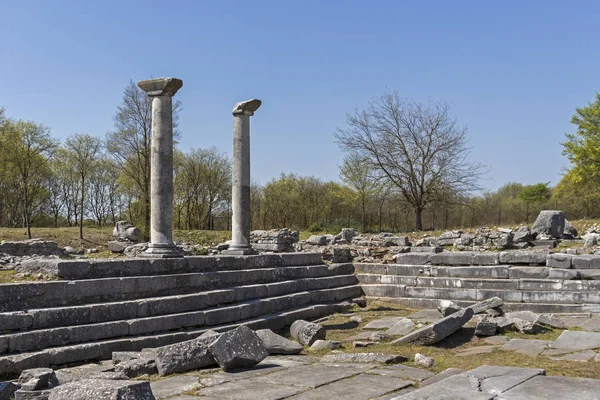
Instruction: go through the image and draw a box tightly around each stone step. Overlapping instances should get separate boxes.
[360,284,600,304]
[0,301,352,378]
[0,283,360,354]
[18,253,325,280]
[0,263,355,312]
[0,274,359,333]
[364,296,600,314]
[357,274,600,291]
[355,263,600,280]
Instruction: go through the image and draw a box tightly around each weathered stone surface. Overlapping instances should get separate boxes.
[419,367,464,387]
[385,319,415,336]
[512,318,544,334]
[153,336,216,376]
[407,309,442,324]
[392,307,474,346]
[14,389,53,400]
[17,368,58,391]
[500,338,551,356]
[307,235,328,246]
[290,320,326,346]
[0,382,18,400]
[414,353,434,367]
[112,221,141,243]
[256,329,302,355]
[364,317,410,330]
[468,297,504,314]
[367,365,434,381]
[107,241,128,253]
[475,321,497,336]
[114,353,157,378]
[438,300,461,317]
[499,375,600,399]
[550,330,600,352]
[483,335,510,345]
[309,340,342,351]
[532,210,565,239]
[208,325,268,371]
[149,375,199,399]
[321,352,407,364]
[48,379,155,400]
[499,251,548,265]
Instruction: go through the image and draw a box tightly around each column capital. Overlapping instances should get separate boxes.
[138,78,183,97]
[232,99,262,116]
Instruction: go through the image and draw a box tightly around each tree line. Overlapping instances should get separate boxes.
[1,86,598,238]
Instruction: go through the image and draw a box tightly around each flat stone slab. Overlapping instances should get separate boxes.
[497,375,600,399]
[548,350,598,362]
[465,365,545,394]
[150,376,199,399]
[364,317,411,330]
[582,318,600,332]
[285,373,413,400]
[456,345,498,357]
[392,307,474,345]
[483,335,510,345]
[500,338,552,356]
[48,379,154,400]
[197,379,306,400]
[367,365,434,381]
[384,319,415,336]
[196,363,285,387]
[321,353,407,364]
[407,309,441,323]
[254,363,361,388]
[392,374,496,399]
[550,330,600,351]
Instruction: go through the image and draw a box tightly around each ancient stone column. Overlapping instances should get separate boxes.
[137,78,183,258]
[224,99,262,255]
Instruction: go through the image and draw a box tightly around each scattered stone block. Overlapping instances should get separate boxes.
[475,321,497,336]
[208,325,268,371]
[532,210,565,239]
[550,330,600,352]
[438,300,462,317]
[149,375,199,399]
[15,389,53,400]
[306,235,328,245]
[548,350,597,362]
[369,331,393,342]
[321,352,407,364]
[255,329,302,355]
[153,335,216,376]
[391,307,474,346]
[513,318,545,334]
[114,353,157,378]
[17,368,58,391]
[352,341,375,348]
[290,320,326,346]
[546,253,574,269]
[309,340,342,351]
[414,353,435,367]
[48,379,154,400]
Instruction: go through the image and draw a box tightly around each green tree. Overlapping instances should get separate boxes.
[518,182,551,223]
[562,93,600,178]
[339,152,380,232]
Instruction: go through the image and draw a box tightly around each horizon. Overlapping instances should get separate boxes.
[2,1,599,192]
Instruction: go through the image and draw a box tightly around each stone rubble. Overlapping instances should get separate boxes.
[208,325,269,371]
[290,320,326,346]
[255,329,303,355]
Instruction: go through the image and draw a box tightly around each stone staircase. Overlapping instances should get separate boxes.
[357,251,600,315]
[0,253,361,377]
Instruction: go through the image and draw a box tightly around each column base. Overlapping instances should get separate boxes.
[140,243,183,258]
[222,246,256,256]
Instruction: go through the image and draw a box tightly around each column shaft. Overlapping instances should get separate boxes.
[230,114,251,250]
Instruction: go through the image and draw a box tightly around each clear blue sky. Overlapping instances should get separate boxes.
[2,1,599,191]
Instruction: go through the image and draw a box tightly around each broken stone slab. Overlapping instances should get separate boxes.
[385,319,415,336]
[475,321,497,336]
[499,375,600,399]
[367,364,434,381]
[468,297,504,314]
[369,331,393,342]
[532,210,565,239]
[550,330,600,352]
[391,307,474,346]
[17,368,58,391]
[113,353,157,378]
[208,325,268,371]
[0,382,18,400]
[500,338,552,357]
[153,334,217,376]
[438,300,462,317]
[14,389,53,400]
[290,320,326,345]
[407,309,442,324]
[483,335,510,345]
[513,318,545,334]
[455,345,498,357]
[309,340,342,351]
[488,316,515,333]
[48,379,155,400]
[418,367,464,387]
[547,350,597,362]
[321,352,407,364]
[364,316,411,330]
[149,375,199,399]
[255,329,302,355]
[504,311,565,329]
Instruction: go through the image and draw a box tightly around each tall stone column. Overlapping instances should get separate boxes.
[137,78,183,258]
[224,99,262,255]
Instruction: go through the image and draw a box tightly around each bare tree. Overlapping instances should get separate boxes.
[334,91,486,231]
[63,134,103,239]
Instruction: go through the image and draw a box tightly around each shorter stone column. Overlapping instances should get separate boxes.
[224,99,261,255]
[137,77,183,258]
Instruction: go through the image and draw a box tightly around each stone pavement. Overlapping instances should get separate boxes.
[136,354,600,399]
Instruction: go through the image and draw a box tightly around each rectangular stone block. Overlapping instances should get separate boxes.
[548,268,580,280]
[361,284,405,298]
[204,305,242,326]
[380,275,417,285]
[69,321,130,343]
[546,253,574,269]
[473,253,500,265]
[508,266,549,279]
[269,292,311,313]
[0,311,33,332]
[387,264,435,277]
[518,279,563,291]
[437,266,510,279]
[9,327,70,353]
[353,263,388,274]
[265,280,304,297]
[461,278,519,290]
[430,252,475,266]
[279,253,323,266]
[499,251,548,265]
[395,253,431,265]
[405,286,478,301]
[128,311,205,336]
[409,246,443,253]
[356,274,381,284]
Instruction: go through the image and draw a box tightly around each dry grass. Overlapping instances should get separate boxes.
[319,302,600,379]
